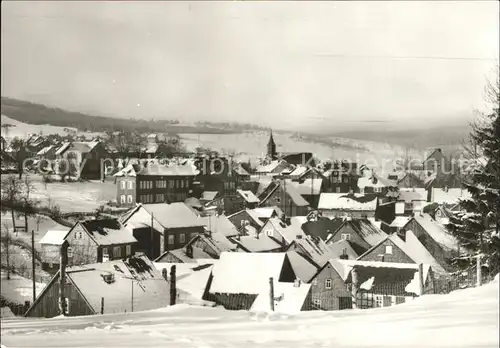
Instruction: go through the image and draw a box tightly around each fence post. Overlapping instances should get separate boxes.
[101,297,104,314]
[418,263,424,296]
[351,269,359,309]
[170,265,176,306]
[269,277,275,312]
[476,254,482,287]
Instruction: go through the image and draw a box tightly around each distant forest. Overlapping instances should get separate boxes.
[0,97,237,135]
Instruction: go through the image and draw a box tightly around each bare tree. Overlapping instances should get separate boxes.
[18,175,39,233]
[1,175,23,229]
[2,222,13,280]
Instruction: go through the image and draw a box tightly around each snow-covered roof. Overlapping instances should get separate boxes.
[141,203,205,229]
[200,215,240,238]
[200,191,219,202]
[152,262,196,280]
[266,217,306,245]
[176,264,214,300]
[55,142,71,155]
[209,252,288,294]
[431,188,472,205]
[398,188,428,203]
[256,160,287,174]
[411,214,460,251]
[286,250,319,282]
[358,174,397,189]
[77,219,136,246]
[327,240,359,260]
[250,281,311,314]
[289,165,310,178]
[284,178,323,196]
[65,256,169,314]
[318,193,378,211]
[236,189,260,204]
[232,234,282,253]
[39,230,70,245]
[36,145,55,156]
[329,219,388,247]
[390,216,411,228]
[139,163,199,176]
[252,207,278,219]
[113,163,138,177]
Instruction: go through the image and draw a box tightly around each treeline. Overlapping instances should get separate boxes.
[1,97,235,135]
[195,121,272,132]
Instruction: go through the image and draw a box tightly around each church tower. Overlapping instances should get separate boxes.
[267,129,277,160]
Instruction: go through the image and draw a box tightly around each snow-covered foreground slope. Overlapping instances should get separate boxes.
[2,278,498,348]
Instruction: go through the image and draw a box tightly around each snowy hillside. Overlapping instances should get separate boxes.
[1,276,498,348]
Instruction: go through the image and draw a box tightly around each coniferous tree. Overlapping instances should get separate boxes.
[448,68,500,277]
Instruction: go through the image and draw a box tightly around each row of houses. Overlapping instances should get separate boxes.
[30,191,464,317]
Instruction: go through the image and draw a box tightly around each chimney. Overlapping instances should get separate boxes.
[59,240,69,316]
[186,244,193,258]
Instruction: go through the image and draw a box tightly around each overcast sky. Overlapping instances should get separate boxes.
[1,1,498,132]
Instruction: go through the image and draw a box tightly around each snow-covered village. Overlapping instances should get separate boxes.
[1,2,499,347]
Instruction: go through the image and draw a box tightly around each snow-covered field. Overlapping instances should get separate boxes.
[1,277,498,348]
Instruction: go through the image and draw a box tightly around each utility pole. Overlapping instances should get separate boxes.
[269,277,275,311]
[31,230,36,303]
[131,280,134,312]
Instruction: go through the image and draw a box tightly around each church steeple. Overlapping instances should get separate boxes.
[267,129,277,159]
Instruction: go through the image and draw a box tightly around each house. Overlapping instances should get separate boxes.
[200,191,220,206]
[424,172,462,190]
[236,189,260,209]
[206,194,246,216]
[427,187,471,205]
[25,255,170,318]
[55,140,109,180]
[39,230,71,273]
[397,188,428,215]
[301,216,345,242]
[121,203,206,260]
[255,160,293,176]
[260,216,307,246]
[307,258,433,310]
[357,231,449,276]
[252,206,283,224]
[133,163,198,206]
[195,156,238,197]
[230,233,283,253]
[423,148,452,174]
[155,230,236,263]
[286,234,348,269]
[233,163,251,182]
[285,250,320,283]
[322,161,359,193]
[394,172,425,188]
[200,214,240,238]
[400,214,461,273]
[227,209,264,235]
[65,219,137,266]
[115,163,141,207]
[318,193,378,218]
[281,152,315,167]
[258,179,310,217]
[357,173,398,196]
[204,252,297,310]
[36,145,57,161]
[284,178,323,208]
[325,218,388,255]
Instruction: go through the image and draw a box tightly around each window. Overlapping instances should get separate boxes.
[374,295,383,308]
[65,298,70,313]
[120,195,126,204]
[126,245,131,255]
[341,234,351,241]
[121,181,126,189]
[179,233,185,243]
[49,262,53,268]
[374,187,382,193]
[313,298,321,307]
[312,278,318,286]
[385,245,393,254]
[127,195,133,203]
[325,278,332,289]
[102,247,109,256]
[113,246,121,258]
[180,180,184,188]
[128,181,133,190]
[343,177,348,183]
[405,202,413,211]
[336,187,341,193]
[266,229,273,237]
[169,180,174,188]
[75,231,83,239]
[168,235,175,245]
